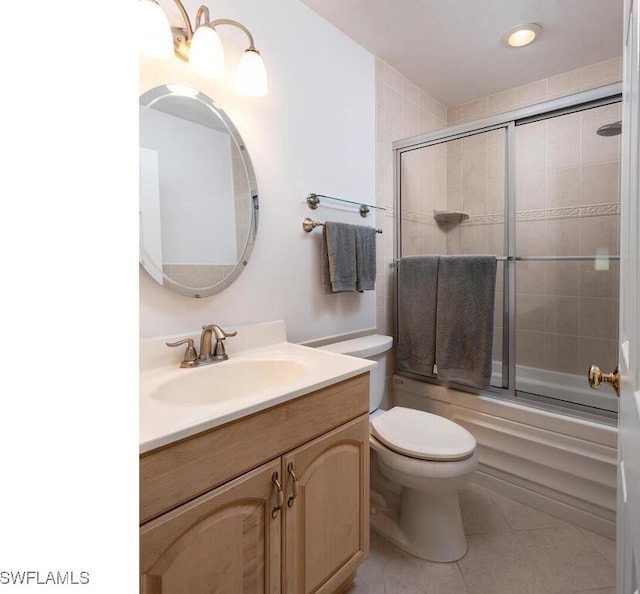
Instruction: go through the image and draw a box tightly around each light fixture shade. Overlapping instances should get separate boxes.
[189,26,225,78]
[138,0,174,59]
[237,49,268,96]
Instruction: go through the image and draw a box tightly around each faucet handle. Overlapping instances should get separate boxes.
[166,338,198,368]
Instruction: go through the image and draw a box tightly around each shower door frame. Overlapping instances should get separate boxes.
[393,82,622,420]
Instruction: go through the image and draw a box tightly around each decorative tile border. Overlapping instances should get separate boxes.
[399,209,434,225]
[465,213,505,226]
[465,202,620,226]
[383,206,395,218]
[578,203,621,217]
[399,202,620,227]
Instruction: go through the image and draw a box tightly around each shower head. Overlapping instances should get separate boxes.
[596,120,622,137]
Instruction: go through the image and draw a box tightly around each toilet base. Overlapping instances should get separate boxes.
[370,489,468,562]
[368,415,477,563]
[401,487,467,561]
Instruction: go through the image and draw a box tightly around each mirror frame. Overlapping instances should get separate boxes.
[139,84,258,298]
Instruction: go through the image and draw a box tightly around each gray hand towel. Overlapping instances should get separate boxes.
[322,222,357,293]
[435,255,497,388]
[354,225,377,291]
[397,256,439,375]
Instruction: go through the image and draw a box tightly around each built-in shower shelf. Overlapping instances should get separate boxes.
[433,210,469,225]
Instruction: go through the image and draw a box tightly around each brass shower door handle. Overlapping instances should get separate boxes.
[588,364,620,397]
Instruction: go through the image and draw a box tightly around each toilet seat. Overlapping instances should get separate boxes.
[371,407,476,461]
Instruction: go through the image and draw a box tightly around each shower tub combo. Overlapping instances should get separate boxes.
[392,82,622,538]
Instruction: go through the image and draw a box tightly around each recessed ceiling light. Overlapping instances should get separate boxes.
[501,23,543,48]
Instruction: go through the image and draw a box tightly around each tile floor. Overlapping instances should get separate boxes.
[347,484,616,594]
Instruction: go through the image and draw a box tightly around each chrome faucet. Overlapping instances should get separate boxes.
[166,324,237,368]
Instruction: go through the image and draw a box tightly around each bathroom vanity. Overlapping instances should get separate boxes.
[139,322,374,593]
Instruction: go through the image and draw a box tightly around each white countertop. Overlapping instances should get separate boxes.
[140,339,375,454]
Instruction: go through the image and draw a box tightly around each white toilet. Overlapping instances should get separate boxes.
[320,334,478,562]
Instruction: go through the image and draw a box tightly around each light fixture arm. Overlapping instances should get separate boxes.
[171,0,194,40]
[169,1,259,61]
[208,18,257,50]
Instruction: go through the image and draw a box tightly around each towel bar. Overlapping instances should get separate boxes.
[302,217,383,234]
[393,255,620,262]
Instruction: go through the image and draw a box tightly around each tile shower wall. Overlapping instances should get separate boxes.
[375,59,448,335]
[446,58,622,126]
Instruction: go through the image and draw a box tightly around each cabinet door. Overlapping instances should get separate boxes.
[283,415,370,594]
[140,459,282,594]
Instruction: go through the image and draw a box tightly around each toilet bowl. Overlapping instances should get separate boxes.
[319,335,477,562]
[370,406,477,561]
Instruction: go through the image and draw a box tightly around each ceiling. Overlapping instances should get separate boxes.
[298,0,623,106]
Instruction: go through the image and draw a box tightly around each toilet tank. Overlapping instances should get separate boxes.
[319,335,393,412]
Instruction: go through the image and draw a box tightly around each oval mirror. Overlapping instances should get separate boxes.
[139,84,258,298]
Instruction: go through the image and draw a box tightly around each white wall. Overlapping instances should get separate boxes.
[139,0,376,342]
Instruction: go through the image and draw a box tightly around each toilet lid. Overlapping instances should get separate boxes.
[371,407,476,461]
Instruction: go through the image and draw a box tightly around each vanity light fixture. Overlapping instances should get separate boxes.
[138,0,268,96]
[501,23,543,48]
[138,0,174,59]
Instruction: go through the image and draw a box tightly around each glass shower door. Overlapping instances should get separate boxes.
[514,102,621,413]
[399,128,506,388]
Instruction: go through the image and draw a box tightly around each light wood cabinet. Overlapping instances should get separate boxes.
[141,459,282,594]
[140,374,370,594]
[284,417,369,594]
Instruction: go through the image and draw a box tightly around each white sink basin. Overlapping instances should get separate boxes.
[140,326,377,453]
[150,359,308,407]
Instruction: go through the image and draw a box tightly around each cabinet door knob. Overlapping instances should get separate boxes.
[271,472,284,519]
[287,462,298,507]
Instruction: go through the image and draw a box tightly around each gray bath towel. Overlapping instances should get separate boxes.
[354,225,377,291]
[397,256,439,375]
[435,255,497,388]
[322,222,357,293]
